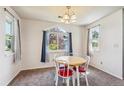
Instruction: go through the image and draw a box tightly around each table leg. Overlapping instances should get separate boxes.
[76,66,80,86]
[72,73,75,86]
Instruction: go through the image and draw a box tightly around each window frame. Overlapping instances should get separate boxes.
[89,25,100,53]
[47,28,69,52]
[4,11,15,53]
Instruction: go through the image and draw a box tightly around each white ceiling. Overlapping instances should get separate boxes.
[12,6,123,26]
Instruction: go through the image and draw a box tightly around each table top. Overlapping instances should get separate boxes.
[55,56,86,66]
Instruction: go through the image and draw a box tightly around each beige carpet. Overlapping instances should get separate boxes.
[9,66,124,86]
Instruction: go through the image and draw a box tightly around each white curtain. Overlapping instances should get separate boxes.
[14,18,21,62]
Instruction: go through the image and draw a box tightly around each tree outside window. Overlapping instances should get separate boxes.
[45,27,69,62]
[89,25,100,53]
[48,28,69,51]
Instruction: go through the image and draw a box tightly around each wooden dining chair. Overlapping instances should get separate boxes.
[54,54,75,86]
[73,55,90,86]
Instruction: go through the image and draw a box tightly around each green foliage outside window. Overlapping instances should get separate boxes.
[5,34,14,52]
[49,44,57,50]
[48,31,68,51]
[92,31,99,48]
[92,31,99,39]
[92,42,98,47]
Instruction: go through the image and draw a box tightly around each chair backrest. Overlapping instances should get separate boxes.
[54,53,71,77]
[83,55,90,71]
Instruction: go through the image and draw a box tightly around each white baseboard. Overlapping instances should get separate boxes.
[6,69,21,86]
[90,64,123,80]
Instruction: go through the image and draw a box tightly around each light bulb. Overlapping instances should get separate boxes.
[71,20,76,23]
[71,14,76,19]
[60,18,64,22]
[63,14,69,20]
[65,20,69,24]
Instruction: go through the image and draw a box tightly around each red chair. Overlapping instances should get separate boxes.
[73,55,90,86]
[54,58,75,86]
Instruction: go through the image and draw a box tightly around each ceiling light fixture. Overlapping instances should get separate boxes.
[58,6,76,24]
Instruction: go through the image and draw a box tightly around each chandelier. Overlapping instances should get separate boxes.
[58,6,76,24]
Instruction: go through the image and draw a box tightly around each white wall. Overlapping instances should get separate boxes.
[21,19,84,70]
[0,7,22,85]
[0,7,85,85]
[1,6,122,85]
[83,9,123,79]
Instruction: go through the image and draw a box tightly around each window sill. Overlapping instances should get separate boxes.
[48,50,66,53]
[4,51,14,57]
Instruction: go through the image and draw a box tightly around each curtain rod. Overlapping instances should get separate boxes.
[4,8,15,18]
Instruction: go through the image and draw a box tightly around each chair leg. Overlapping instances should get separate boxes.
[55,76,58,86]
[72,74,75,86]
[76,66,80,86]
[66,78,70,86]
[84,73,89,86]
[54,75,56,81]
[62,78,65,83]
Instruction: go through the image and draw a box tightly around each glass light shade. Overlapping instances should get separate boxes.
[71,19,76,23]
[71,14,76,19]
[65,20,69,24]
[60,18,64,22]
[63,14,69,20]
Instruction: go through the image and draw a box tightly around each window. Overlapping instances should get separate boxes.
[47,27,69,52]
[5,12,15,52]
[44,27,70,62]
[89,25,100,52]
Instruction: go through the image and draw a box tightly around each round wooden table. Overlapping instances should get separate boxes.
[56,56,86,86]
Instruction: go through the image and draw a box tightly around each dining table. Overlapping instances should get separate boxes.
[55,56,86,86]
